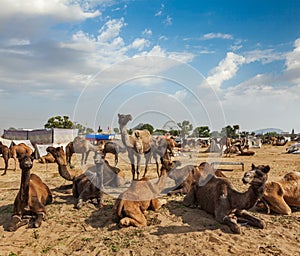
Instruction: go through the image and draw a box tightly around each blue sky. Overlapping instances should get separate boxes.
[0,0,299,134]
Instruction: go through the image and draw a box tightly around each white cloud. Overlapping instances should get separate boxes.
[202,33,233,40]
[142,29,152,36]
[206,52,245,90]
[130,38,150,51]
[97,18,126,43]
[173,90,188,101]
[244,49,285,64]
[164,15,173,26]
[285,38,300,84]
[155,4,164,16]
[0,0,100,21]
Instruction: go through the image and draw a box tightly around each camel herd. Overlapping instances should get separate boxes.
[1,114,300,234]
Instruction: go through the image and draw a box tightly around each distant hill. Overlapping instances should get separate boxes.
[253,128,284,135]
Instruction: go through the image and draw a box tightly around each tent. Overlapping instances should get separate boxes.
[34,143,68,159]
[0,137,12,147]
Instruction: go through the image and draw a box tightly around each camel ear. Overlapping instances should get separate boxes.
[118,113,120,117]
[262,165,270,173]
[251,163,256,170]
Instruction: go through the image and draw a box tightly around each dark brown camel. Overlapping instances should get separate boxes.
[183,163,270,234]
[0,142,10,175]
[102,141,126,166]
[65,141,75,165]
[236,144,255,156]
[8,155,52,231]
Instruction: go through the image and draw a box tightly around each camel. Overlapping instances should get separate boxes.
[10,143,33,170]
[253,171,300,215]
[46,146,83,181]
[118,114,153,180]
[65,141,75,165]
[168,162,226,195]
[39,152,56,164]
[113,161,169,227]
[102,141,127,166]
[236,144,255,156]
[183,163,270,234]
[0,142,10,175]
[8,155,52,231]
[72,137,101,165]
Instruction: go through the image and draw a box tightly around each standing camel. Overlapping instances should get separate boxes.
[118,114,153,180]
[10,143,33,170]
[72,137,101,165]
[0,142,10,175]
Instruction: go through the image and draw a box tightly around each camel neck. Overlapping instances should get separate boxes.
[58,165,73,181]
[120,125,132,148]
[20,168,31,203]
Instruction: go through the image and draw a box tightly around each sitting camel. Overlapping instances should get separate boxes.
[8,155,52,231]
[39,153,56,164]
[102,141,127,166]
[254,171,300,215]
[10,143,33,170]
[113,160,172,227]
[46,146,83,181]
[168,162,225,195]
[236,144,255,156]
[0,142,10,175]
[183,163,270,234]
[73,152,126,209]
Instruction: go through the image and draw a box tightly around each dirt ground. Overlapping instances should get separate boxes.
[0,142,300,256]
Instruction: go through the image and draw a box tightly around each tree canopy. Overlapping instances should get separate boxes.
[44,116,73,129]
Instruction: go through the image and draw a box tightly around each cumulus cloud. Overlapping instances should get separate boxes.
[142,29,153,36]
[130,38,150,51]
[206,52,245,90]
[284,38,300,84]
[164,15,173,26]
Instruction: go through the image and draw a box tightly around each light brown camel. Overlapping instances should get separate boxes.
[10,143,33,170]
[113,161,170,227]
[0,142,10,175]
[46,146,83,181]
[39,152,56,164]
[183,163,270,234]
[118,114,153,180]
[252,171,300,215]
[72,137,101,165]
[8,155,52,231]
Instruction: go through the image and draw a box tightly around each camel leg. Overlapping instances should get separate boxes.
[183,187,197,207]
[136,154,141,180]
[84,151,90,165]
[128,152,136,180]
[143,152,151,178]
[235,209,266,229]
[8,215,30,231]
[264,195,292,215]
[119,211,147,227]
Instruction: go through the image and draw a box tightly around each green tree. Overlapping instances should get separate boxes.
[44,116,73,129]
[192,126,210,138]
[153,129,168,135]
[177,120,193,138]
[140,123,154,134]
[73,123,94,134]
[221,125,240,138]
[113,128,119,134]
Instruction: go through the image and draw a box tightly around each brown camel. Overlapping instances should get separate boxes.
[65,141,75,165]
[118,114,153,180]
[0,142,10,175]
[183,163,270,234]
[113,161,169,227]
[46,146,82,181]
[236,144,255,156]
[10,143,33,170]
[39,152,56,164]
[253,171,300,215]
[72,137,101,165]
[168,162,226,195]
[8,155,52,231]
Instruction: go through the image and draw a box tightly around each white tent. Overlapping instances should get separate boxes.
[0,137,12,147]
[34,143,68,159]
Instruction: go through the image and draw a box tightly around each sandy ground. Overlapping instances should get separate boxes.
[0,142,300,256]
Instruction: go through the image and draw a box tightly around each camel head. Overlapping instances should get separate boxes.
[242,164,270,185]
[18,154,34,170]
[118,113,132,126]
[94,151,105,166]
[46,146,67,165]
